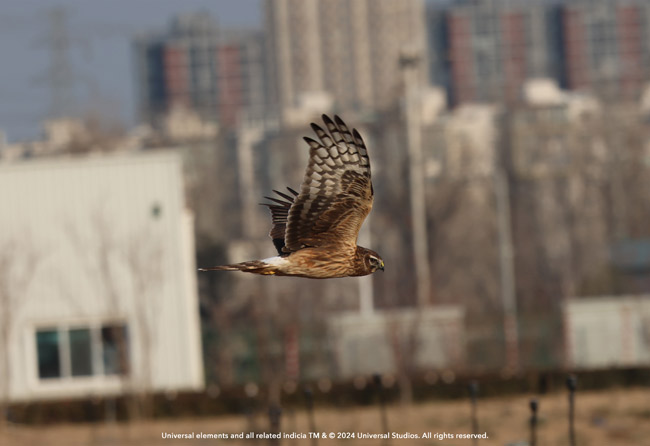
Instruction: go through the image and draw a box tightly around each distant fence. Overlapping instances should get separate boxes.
[5,366,650,425]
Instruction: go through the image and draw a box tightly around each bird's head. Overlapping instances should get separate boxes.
[359,247,384,274]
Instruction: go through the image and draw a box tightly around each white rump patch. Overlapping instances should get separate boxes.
[262,256,289,267]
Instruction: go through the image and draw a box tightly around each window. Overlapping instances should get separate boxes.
[101,325,129,375]
[69,328,92,377]
[36,330,60,379]
[35,323,129,381]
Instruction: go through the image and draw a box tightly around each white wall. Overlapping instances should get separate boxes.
[0,152,204,402]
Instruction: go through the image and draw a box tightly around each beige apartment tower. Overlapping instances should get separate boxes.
[265,0,428,120]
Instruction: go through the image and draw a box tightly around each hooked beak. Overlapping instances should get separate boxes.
[379,261,385,271]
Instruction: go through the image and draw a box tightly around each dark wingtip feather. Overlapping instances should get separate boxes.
[262,196,288,206]
[303,136,320,148]
[322,114,335,125]
[273,189,295,201]
[352,128,365,144]
[310,123,326,134]
[272,239,285,255]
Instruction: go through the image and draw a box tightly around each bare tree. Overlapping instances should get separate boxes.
[65,206,165,420]
[124,227,164,418]
[61,110,128,155]
[0,237,42,429]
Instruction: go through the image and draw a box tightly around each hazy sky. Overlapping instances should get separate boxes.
[0,0,261,142]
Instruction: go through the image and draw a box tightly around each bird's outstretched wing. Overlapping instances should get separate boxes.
[263,187,299,255]
[283,114,373,252]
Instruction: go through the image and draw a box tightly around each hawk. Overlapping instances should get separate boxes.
[199,115,384,278]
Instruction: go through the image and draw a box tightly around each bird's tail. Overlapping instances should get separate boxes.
[199,260,280,275]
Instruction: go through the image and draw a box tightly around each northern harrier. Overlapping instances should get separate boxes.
[199,115,384,278]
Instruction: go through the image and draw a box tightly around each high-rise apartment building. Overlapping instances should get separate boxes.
[428,1,562,106]
[217,29,269,128]
[561,0,648,98]
[265,0,429,120]
[133,14,268,130]
[427,0,650,106]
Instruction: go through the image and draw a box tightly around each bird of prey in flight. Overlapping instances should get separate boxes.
[199,115,384,278]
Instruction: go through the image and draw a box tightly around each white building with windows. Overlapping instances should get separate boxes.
[0,151,204,402]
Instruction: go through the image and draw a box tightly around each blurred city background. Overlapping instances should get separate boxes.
[1,0,650,443]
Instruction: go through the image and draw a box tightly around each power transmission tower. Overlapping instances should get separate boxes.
[43,6,76,118]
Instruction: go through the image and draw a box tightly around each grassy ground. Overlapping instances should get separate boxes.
[2,387,649,446]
